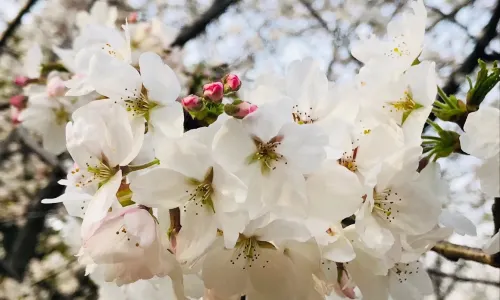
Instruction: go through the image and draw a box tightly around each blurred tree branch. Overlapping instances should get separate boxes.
[428,268,500,287]
[170,0,242,48]
[0,0,39,55]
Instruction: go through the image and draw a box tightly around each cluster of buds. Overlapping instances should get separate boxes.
[180,74,256,121]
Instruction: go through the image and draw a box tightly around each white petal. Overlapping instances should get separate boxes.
[256,219,311,245]
[460,106,499,159]
[323,236,356,263]
[307,161,364,222]
[118,117,145,166]
[202,246,248,297]
[81,170,122,236]
[139,52,181,105]
[356,207,395,255]
[212,118,255,173]
[123,208,156,247]
[149,104,184,139]
[483,231,500,255]
[89,52,142,100]
[212,163,247,209]
[478,155,500,197]
[247,248,298,300]
[242,96,293,143]
[346,260,389,300]
[176,200,218,262]
[389,262,433,300]
[438,209,477,236]
[130,167,191,208]
[278,122,327,174]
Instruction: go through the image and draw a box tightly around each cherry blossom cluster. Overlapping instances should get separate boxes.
[9,0,499,299]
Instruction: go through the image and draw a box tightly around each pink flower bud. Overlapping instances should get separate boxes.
[47,76,66,97]
[338,269,356,299]
[203,82,224,102]
[9,95,27,109]
[14,75,29,87]
[224,101,257,119]
[128,12,139,23]
[224,74,241,91]
[181,95,203,111]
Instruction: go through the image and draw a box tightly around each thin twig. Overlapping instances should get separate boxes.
[428,269,500,287]
[297,0,333,33]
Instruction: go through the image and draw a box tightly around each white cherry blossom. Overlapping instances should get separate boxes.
[89,51,183,140]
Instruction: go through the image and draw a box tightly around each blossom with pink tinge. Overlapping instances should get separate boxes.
[203,82,224,102]
[181,95,203,111]
[224,74,241,91]
[14,76,29,87]
[47,76,67,97]
[9,95,27,109]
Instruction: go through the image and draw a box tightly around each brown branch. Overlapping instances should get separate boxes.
[427,269,500,287]
[0,0,39,55]
[442,0,500,96]
[432,241,500,268]
[170,0,242,48]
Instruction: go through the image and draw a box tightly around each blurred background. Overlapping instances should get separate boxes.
[0,0,499,299]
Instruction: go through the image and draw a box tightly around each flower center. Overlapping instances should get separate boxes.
[247,136,285,175]
[338,148,358,172]
[125,89,158,120]
[184,167,215,213]
[292,105,316,124]
[231,235,276,268]
[53,107,70,125]
[385,37,410,58]
[388,90,416,112]
[372,188,403,223]
[71,159,118,188]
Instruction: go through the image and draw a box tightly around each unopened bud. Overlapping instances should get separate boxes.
[128,12,139,23]
[10,107,21,125]
[181,95,203,111]
[224,74,241,91]
[224,101,257,119]
[339,270,356,299]
[14,75,29,87]
[203,82,224,102]
[9,95,27,109]
[47,76,66,97]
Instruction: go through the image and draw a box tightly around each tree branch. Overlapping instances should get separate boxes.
[0,0,39,55]
[432,241,500,268]
[427,269,500,287]
[170,0,242,48]
[442,0,500,96]
[3,170,66,280]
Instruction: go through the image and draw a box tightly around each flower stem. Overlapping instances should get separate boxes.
[122,158,160,175]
